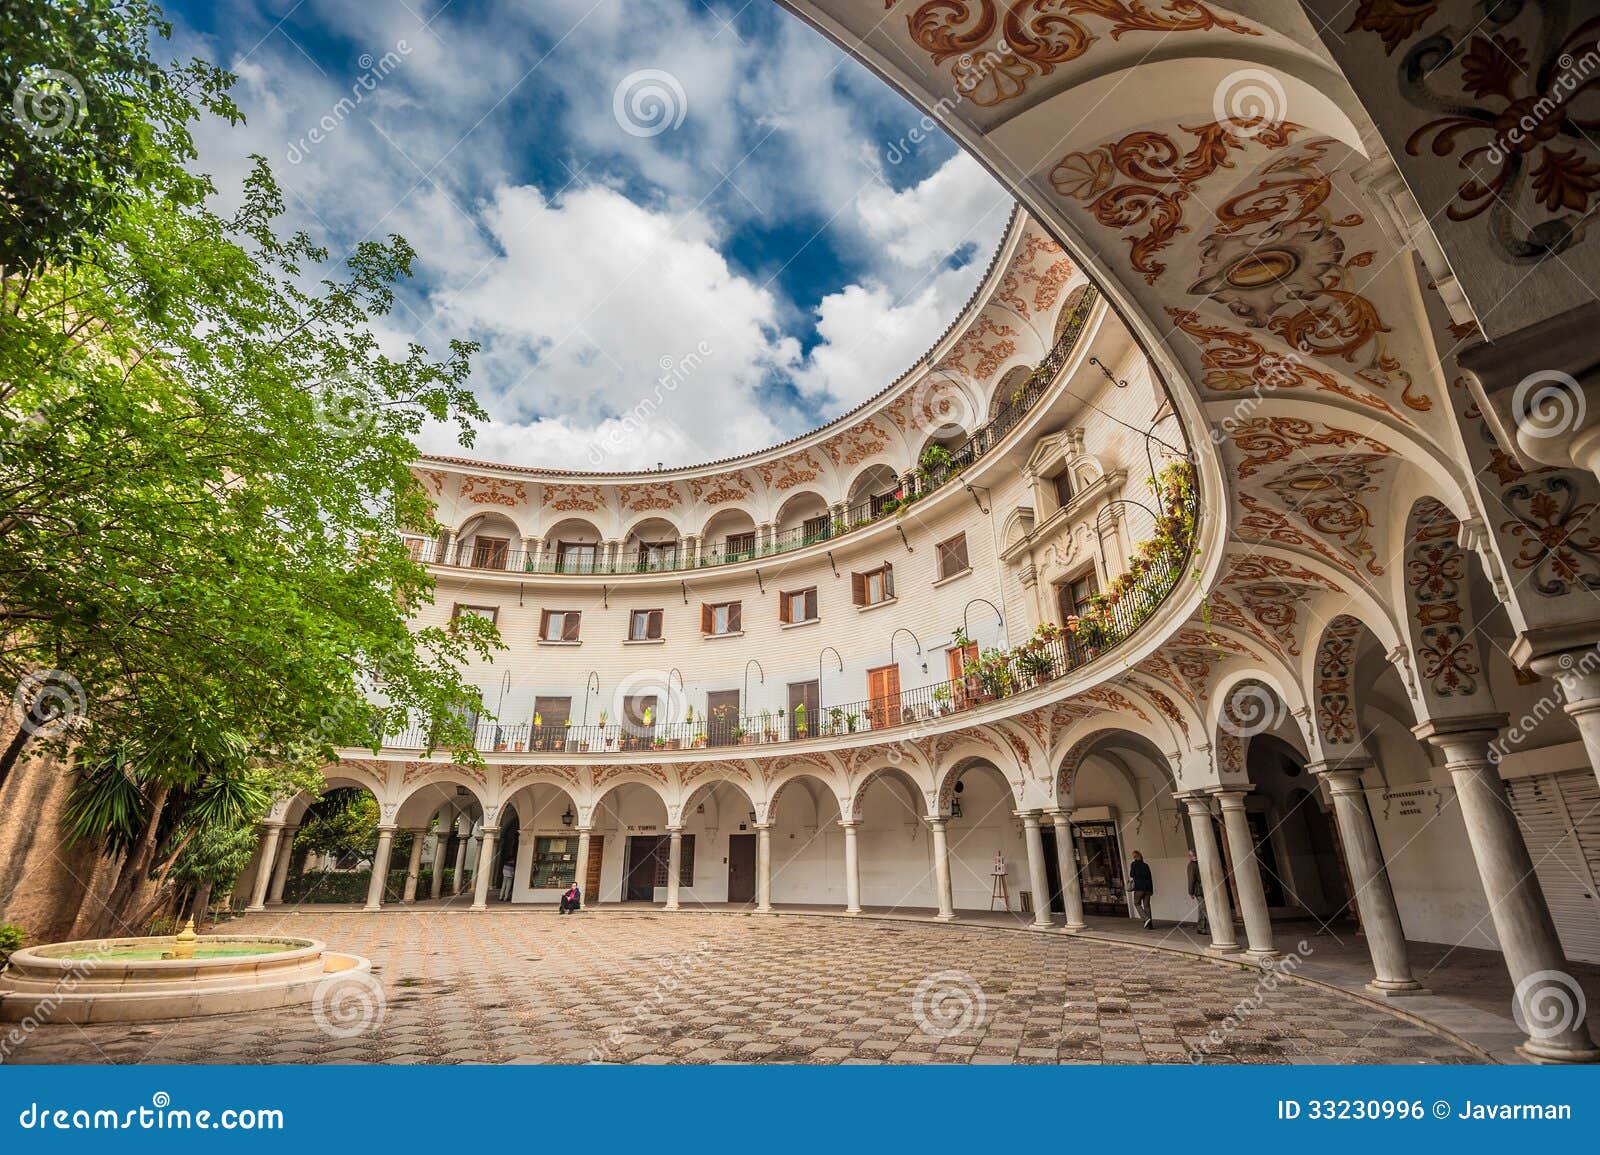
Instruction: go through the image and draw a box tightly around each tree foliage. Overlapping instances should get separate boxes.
[1,0,501,801]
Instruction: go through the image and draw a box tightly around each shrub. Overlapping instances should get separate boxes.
[0,923,25,964]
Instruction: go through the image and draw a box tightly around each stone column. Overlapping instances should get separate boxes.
[364,826,395,912]
[1215,790,1277,959]
[1019,811,1053,928]
[665,826,683,910]
[755,822,773,913]
[1529,650,1600,792]
[1417,717,1600,1062]
[402,829,426,903]
[1309,762,1426,994]
[575,827,592,903]
[470,829,498,911]
[1180,795,1239,953]
[430,823,451,899]
[451,832,469,896]
[1047,809,1085,931]
[840,820,862,913]
[266,825,296,906]
[928,817,954,920]
[246,823,283,912]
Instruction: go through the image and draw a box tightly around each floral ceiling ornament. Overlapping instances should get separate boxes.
[1236,492,1360,576]
[1228,416,1395,479]
[1313,615,1364,749]
[997,230,1072,317]
[1402,9,1600,260]
[1167,309,1408,421]
[541,484,608,512]
[1346,0,1441,54]
[755,450,824,492]
[1050,120,1299,284]
[1405,498,1482,699]
[1498,475,1600,595]
[894,0,1259,108]
[460,475,528,508]
[1263,453,1390,577]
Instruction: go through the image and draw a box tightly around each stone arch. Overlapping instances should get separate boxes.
[676,772,760,829]
[988,364,1034,420]
[1051,724,1177,807]
[845,762,934,822]
[584,775,672,829]
[394,767,492,830]
[934,755,1022,820]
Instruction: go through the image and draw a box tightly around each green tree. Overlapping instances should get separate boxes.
[295,788,381,865]
[0,0,500,807]
[171,818,261,929]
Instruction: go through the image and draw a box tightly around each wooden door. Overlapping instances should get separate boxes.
[787,681,819,738]
[471,536,509,569]
[707,689,740,746]
[946,644,978,708]
[727,834,757,903]
[625,836,664,900]
[867,664,901,730]
[584,834,604,904]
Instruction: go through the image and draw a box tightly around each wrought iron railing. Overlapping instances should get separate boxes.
[412,288,1100,577]
[383,466,1193,757]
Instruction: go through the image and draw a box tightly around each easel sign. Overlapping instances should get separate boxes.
[990,852,1009,910]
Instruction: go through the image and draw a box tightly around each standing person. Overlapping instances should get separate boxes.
[1129,850,1153,928]
[499,858,515,902]
[1186,849,1208,934]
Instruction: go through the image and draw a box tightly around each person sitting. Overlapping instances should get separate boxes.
[559,882,582,914]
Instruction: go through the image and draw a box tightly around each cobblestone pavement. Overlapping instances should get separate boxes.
[7,911,1482,1065]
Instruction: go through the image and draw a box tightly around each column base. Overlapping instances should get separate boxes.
[1244,948,1282,962]
[664,903,680,911]
[244,904,266,914]
[1060,922,1086,934]
[1032,918,1054,930]
[1517,1038,1600,1065]
[1364,979,1431,998]
[935,912,956,922]
[1204,943,1244,957]
[844,907,862,916]
[755,905,773,914]
[362,904,381,913]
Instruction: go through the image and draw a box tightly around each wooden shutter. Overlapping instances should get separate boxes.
[938,534,967,577]
[779,591,792,624]
[539,609,553,639]
[883,564,894,599]
[561,612,580,641]
[648,609,662,639]
[805,587,817,620]
[701,603,713,634]
[728,601,742,632]
[852,572,866,605]
[1507,771,1600,962]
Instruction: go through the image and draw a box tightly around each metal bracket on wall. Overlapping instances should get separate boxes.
[601,585,609,609]
[895,525,912,553]
[755,569,765,594]
[963,481,989,516]
[680,581,689,605]
[518,582,525,607]
[825,551,838,579]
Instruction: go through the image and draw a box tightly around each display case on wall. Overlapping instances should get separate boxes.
[529,836,580,888]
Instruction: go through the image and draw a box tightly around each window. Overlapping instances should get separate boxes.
[540,609,581,642]
[622,694,656,749]
[1054,470,1074,509]
[451,604,498,628]
[701,601,742,636]
[947,642,979,707]
[404,536,430,562]
[470,536,509,569]
[555,541,597,573]
[935,534,969,580]
[867,664,902,729]
[852,564,894,607]
[779,587,818,624]
[801,513,831,544]
[652,834,695,887]
[629,609,663,640]
[529,836,580,889]
[637,541,677,571]
[1060,570,1100,621]
[787,680,819,737]
[531,695,572,750]
[707,690,740,746]
[726,531,756,561]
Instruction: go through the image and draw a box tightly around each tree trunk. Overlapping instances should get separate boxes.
[0,707,38,793]
[191,881,213,929]
[92,780,171,937]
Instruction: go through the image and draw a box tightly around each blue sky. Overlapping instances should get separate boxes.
[165,0,1011,468]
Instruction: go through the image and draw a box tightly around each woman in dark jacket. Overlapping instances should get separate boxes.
[559,883,581,913]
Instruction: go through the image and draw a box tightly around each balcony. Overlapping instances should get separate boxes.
[383,457,1194,758]
[411,287,1100,578]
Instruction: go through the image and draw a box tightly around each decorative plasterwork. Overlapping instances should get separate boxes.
[755,450,825,492]
[936,313,1017,380]
[1227,417,1395,479]
[618,482,680,514]
[688,473,754,506]
[1261,453,1392,577]
[460,476,527,508]
[542,484,607,513]
[823,419,893,468]
[1313,615,1364,750]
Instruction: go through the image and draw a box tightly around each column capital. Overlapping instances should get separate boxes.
[1208,786,1254,808]
[1305,756,1372,781]
[753,821,773,831]
[837,819,858,830]
[1412,714,1508,760]
[666,825,684,835]
[1172,790,1214,810]
[259,820,286,831]
[923,815,947,830]
[374,824,398,835]
[1012,809,1043,822]
[1043,807,1073,821]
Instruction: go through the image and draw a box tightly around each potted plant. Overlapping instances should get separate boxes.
[932,685,952,716]
[761,709,777,743]
[1017,645,1055,684]
[793,702,808,737]
[829,706,844,736]
[918,443,954,484]
[732,726,747,745]
[846,712,859,734]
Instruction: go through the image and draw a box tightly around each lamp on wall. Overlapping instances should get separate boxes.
[561,805,574,827]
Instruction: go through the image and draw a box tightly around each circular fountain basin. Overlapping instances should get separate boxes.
[0,935,370,1023]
